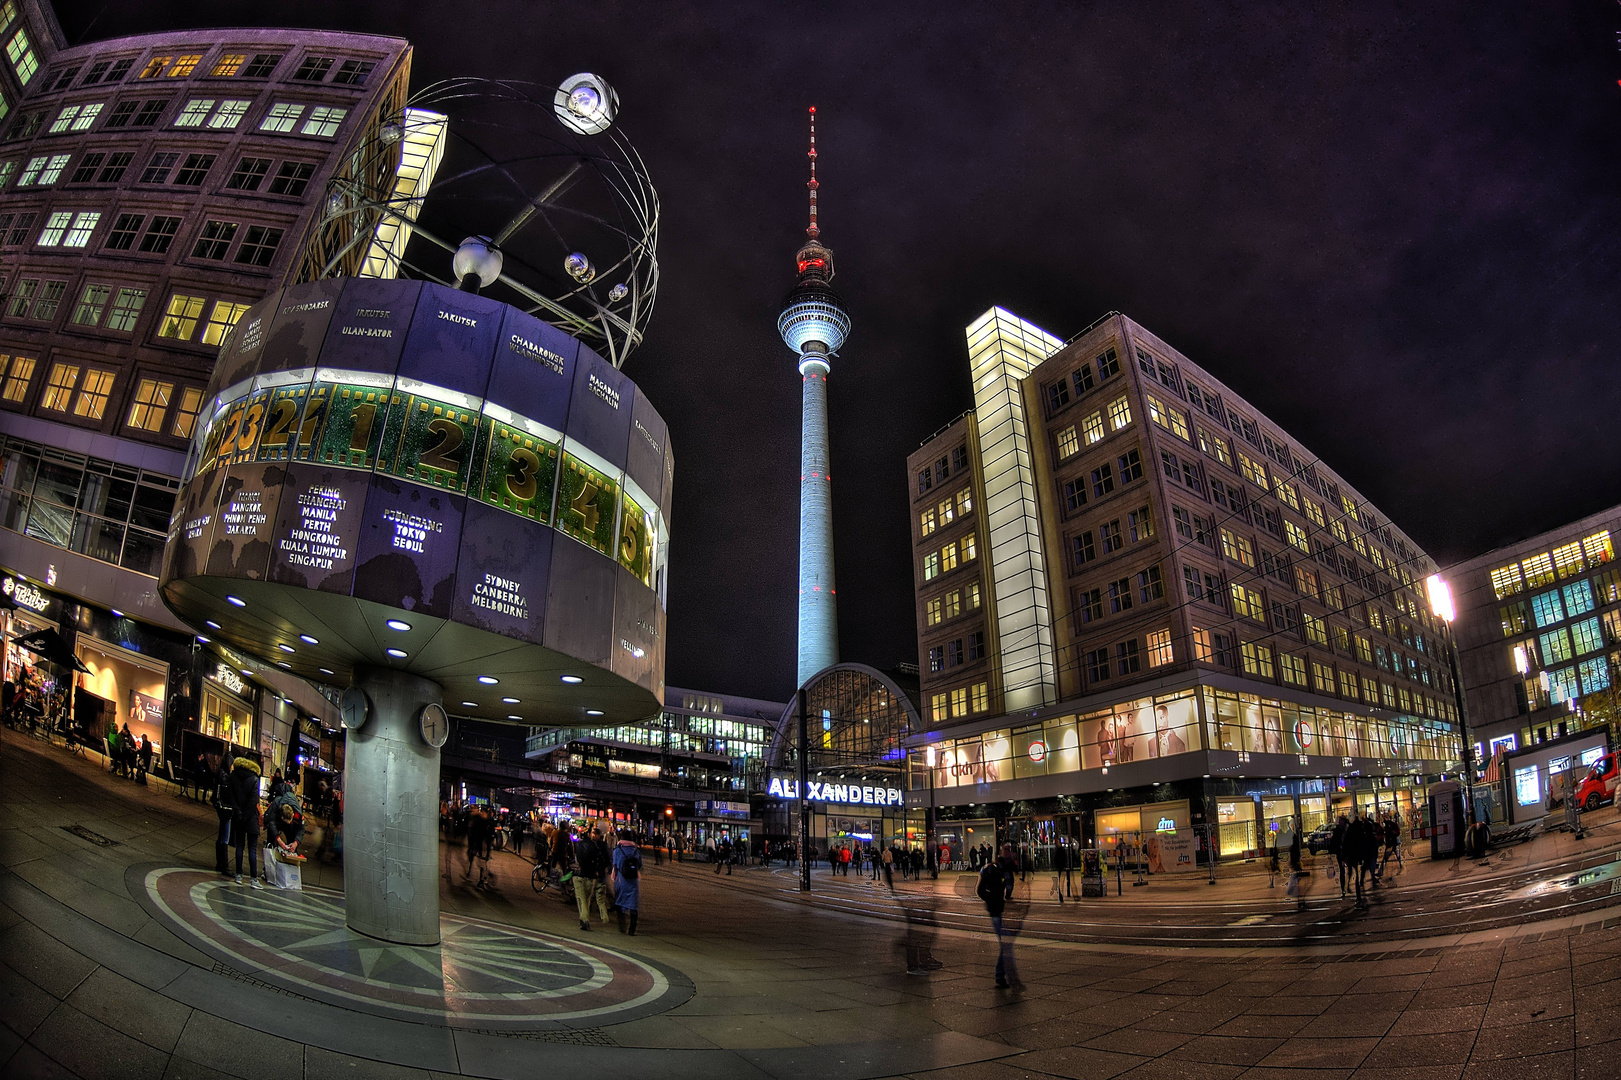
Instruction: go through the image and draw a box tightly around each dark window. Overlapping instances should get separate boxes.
[192,220,237,259]
[5,212,35,246]
[69,152,103,183]
[935,456,949,483]
[267,160,314,196]
[80,60,111,86]
[1180,457,1203,494]
[132,100,166,127]
[226,156,271,190]
[1072,364,1094,395]
[1157,361,1180,395]
[951,445,968,473]
[45,65,80,92]
[917,468,932,495]
[1100,520,1122,553]
[1173,506,1194,540]
[137,216,180,254]
[331,59,375,85]
[1162,450,1181,483]
[1138,566,1163,603]
[1079,589,1103,625]
[1096,346,1119,379]
[928,646,944,673]
[172,152,215,185]
[1116,640,1141,676]
[97,151,132,182]
[12,111,45,139]
[946,639,963,667]
[1135,347,1156,380]
[1183,565,1204,601]
[1261,505,1283,539]
[140,151,178,184]
[967,631,984,662]
[1063,478,1086,513]
[1046,378,1069,412]
[1086,647,1111,683]
[1118,448,1142,483]
[1211,631,1234,667]
[103,101,137,128]
[104,58,134,83]
[1108,577,1133,614]
[104,213,142,250]
[1070,531,1095,569]
[292,55,335,81]
[1273,602,1299,635]
[233,225,282,267]
[1091,463,1114,498]
[241,53,282,78]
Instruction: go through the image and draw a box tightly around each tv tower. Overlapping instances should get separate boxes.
[777,107,852,688]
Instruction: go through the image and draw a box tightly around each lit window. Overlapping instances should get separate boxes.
[0,162,13,187]
[1303,612,1328,646]
[48,103,102,132]
[167,54,202,77]
[1312,660,1335,693]
[944,590,960,618]
[6,277,35,316]
[211,53,246,76]
[949,688,968,718]
[36,210,70,246]
[20,153,69,186]
[1571,617,1603,656]
[207,99,251,129]
[1303,499,1324,527]
[30,280,63,320]
[1279,653,1307,687]
[138,56,171,79]
[923,552,938,581]
[1220,528,1255,568]
[259,102,304,132]
[1284,520,1310,554]
[938,498,954,526]
[62,211,99,247]
[71,283,109,325]
[1273,477,1299,509]
[965,581,980,609]
[157,293,206,340]
[1238,450,1267,489]
[200,300,251,346]
[0,353,34,401]
[1055,425,1079,458]
[170,386,203,438]
[1581,657,1610,694]
[1340,671,1359,699]
[930,693,947,722]
[105,288,146,332]
[962,532,976,561]
[1147,628,1172,667]
[956,488,972,515]
[1582,531,1614,566]
[1530,589,1565,628]
[1521,552,1555,588]
[919,508,936,537]
[970,683,989,713]
[173,98,214,127]
[73,368,114,418]
[925,597,942,626]
[0,2,15,29]
[1563,579,1594,617]
[1240,641,1273,678]
[941,542,958,573]
[1230,583,1264,621]
[40,362,77,410]
[6,27,37,84]
[1489,563,1524,599]
[1107,396,1131,431]
[126,378,172,432]
[300,105,347,137]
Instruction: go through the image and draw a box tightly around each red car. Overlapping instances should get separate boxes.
[1576,752,1619,812]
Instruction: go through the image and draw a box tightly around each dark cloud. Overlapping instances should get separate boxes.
[57,1,1621,700]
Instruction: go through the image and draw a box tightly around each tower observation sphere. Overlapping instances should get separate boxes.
[778,107,851,687]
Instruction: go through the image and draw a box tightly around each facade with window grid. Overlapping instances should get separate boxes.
[0,24,410,632]
[906,309,1463,857]
[1445,505,1621,758]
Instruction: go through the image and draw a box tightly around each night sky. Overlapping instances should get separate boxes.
[56,2,1621,702]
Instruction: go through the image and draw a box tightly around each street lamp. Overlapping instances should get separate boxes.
[1426,574,1477,821]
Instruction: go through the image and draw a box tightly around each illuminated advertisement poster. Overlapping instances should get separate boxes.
[489,305,577,431]
[451,500,550,644]
[475,417,560,524]
[557,451,618,555]
[353,478,465,620]
[257,278,345,377]
[1112,700,1152,762]
[1154,833,1196,873]
[1293,718,1315,754]
[1514,765,1542,808]
[1148,697,1199,756]
[204,463,284,580]
[317,278,419,376]
[398,283,503,397]
[265,465,370,593]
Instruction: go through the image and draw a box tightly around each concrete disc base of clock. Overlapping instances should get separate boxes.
[342,665,443,945]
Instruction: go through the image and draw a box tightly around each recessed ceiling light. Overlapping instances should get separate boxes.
[277,662,291,669]
[502,696,519,704]
[278,644,295,653]
[461,701,478,707]
[195,635,210,643]
[386,619,411,632]
[507,714,522,720]
[241,668,252,676]
[478,675,498,685]
[206,620,221,629]
[110,609,123,618]
[319,668,334,675]
[560,675,583,684]
[299,634,319,645]
[585,709,604,717]
[226,595,245,607]
[386,647,407,658]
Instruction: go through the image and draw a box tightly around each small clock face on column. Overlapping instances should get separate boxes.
[340,687,371,731]
[420,702,449,748]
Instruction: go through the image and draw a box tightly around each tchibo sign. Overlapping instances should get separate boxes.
[767,776,904,806]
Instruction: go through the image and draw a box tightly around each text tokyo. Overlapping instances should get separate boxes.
[768,777,904,806]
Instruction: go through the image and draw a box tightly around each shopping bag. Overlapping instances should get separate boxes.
[264,847,302,890]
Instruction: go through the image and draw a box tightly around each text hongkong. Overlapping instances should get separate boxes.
[767,777,904,806]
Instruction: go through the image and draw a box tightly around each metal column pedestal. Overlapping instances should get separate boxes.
[342,667,443,945]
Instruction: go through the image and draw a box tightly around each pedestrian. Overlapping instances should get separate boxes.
[573,826,611,931]
[465,806,491,885]
[977,843,1021,989]
[1345,813,1374,908]
[227,755,263,888]
[212,754,234,876]
[1380,814,1402,878]
[137,734,153,778]
[611,833,642,935]
[1328,814,1349,897]
[881,844,895,889]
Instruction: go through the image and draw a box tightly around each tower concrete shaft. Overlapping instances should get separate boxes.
[797,360,836,686]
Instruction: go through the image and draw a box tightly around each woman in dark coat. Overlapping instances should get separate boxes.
[227,757,263,887]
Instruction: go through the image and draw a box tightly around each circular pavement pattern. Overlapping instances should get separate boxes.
[133,866,691,1030]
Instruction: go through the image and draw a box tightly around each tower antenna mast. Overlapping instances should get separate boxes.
[807,106,819,241]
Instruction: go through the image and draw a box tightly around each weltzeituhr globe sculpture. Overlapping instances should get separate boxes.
[159,77,670,946]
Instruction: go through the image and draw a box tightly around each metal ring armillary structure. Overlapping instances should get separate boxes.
[308,76,660,369]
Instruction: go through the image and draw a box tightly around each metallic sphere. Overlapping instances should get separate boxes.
[608,282,629,303]
[564,252,597,283]
[554,73,618,135]
[378,119,405,145]
[453,235,504,288]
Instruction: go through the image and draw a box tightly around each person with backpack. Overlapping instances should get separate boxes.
[611,833,643,934]
[977,843,1021,989]
[573,826,611,931]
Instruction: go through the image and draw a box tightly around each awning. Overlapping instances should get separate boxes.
[13,627,89,673]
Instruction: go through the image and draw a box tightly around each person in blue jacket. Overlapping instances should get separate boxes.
[611,833,643,935]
